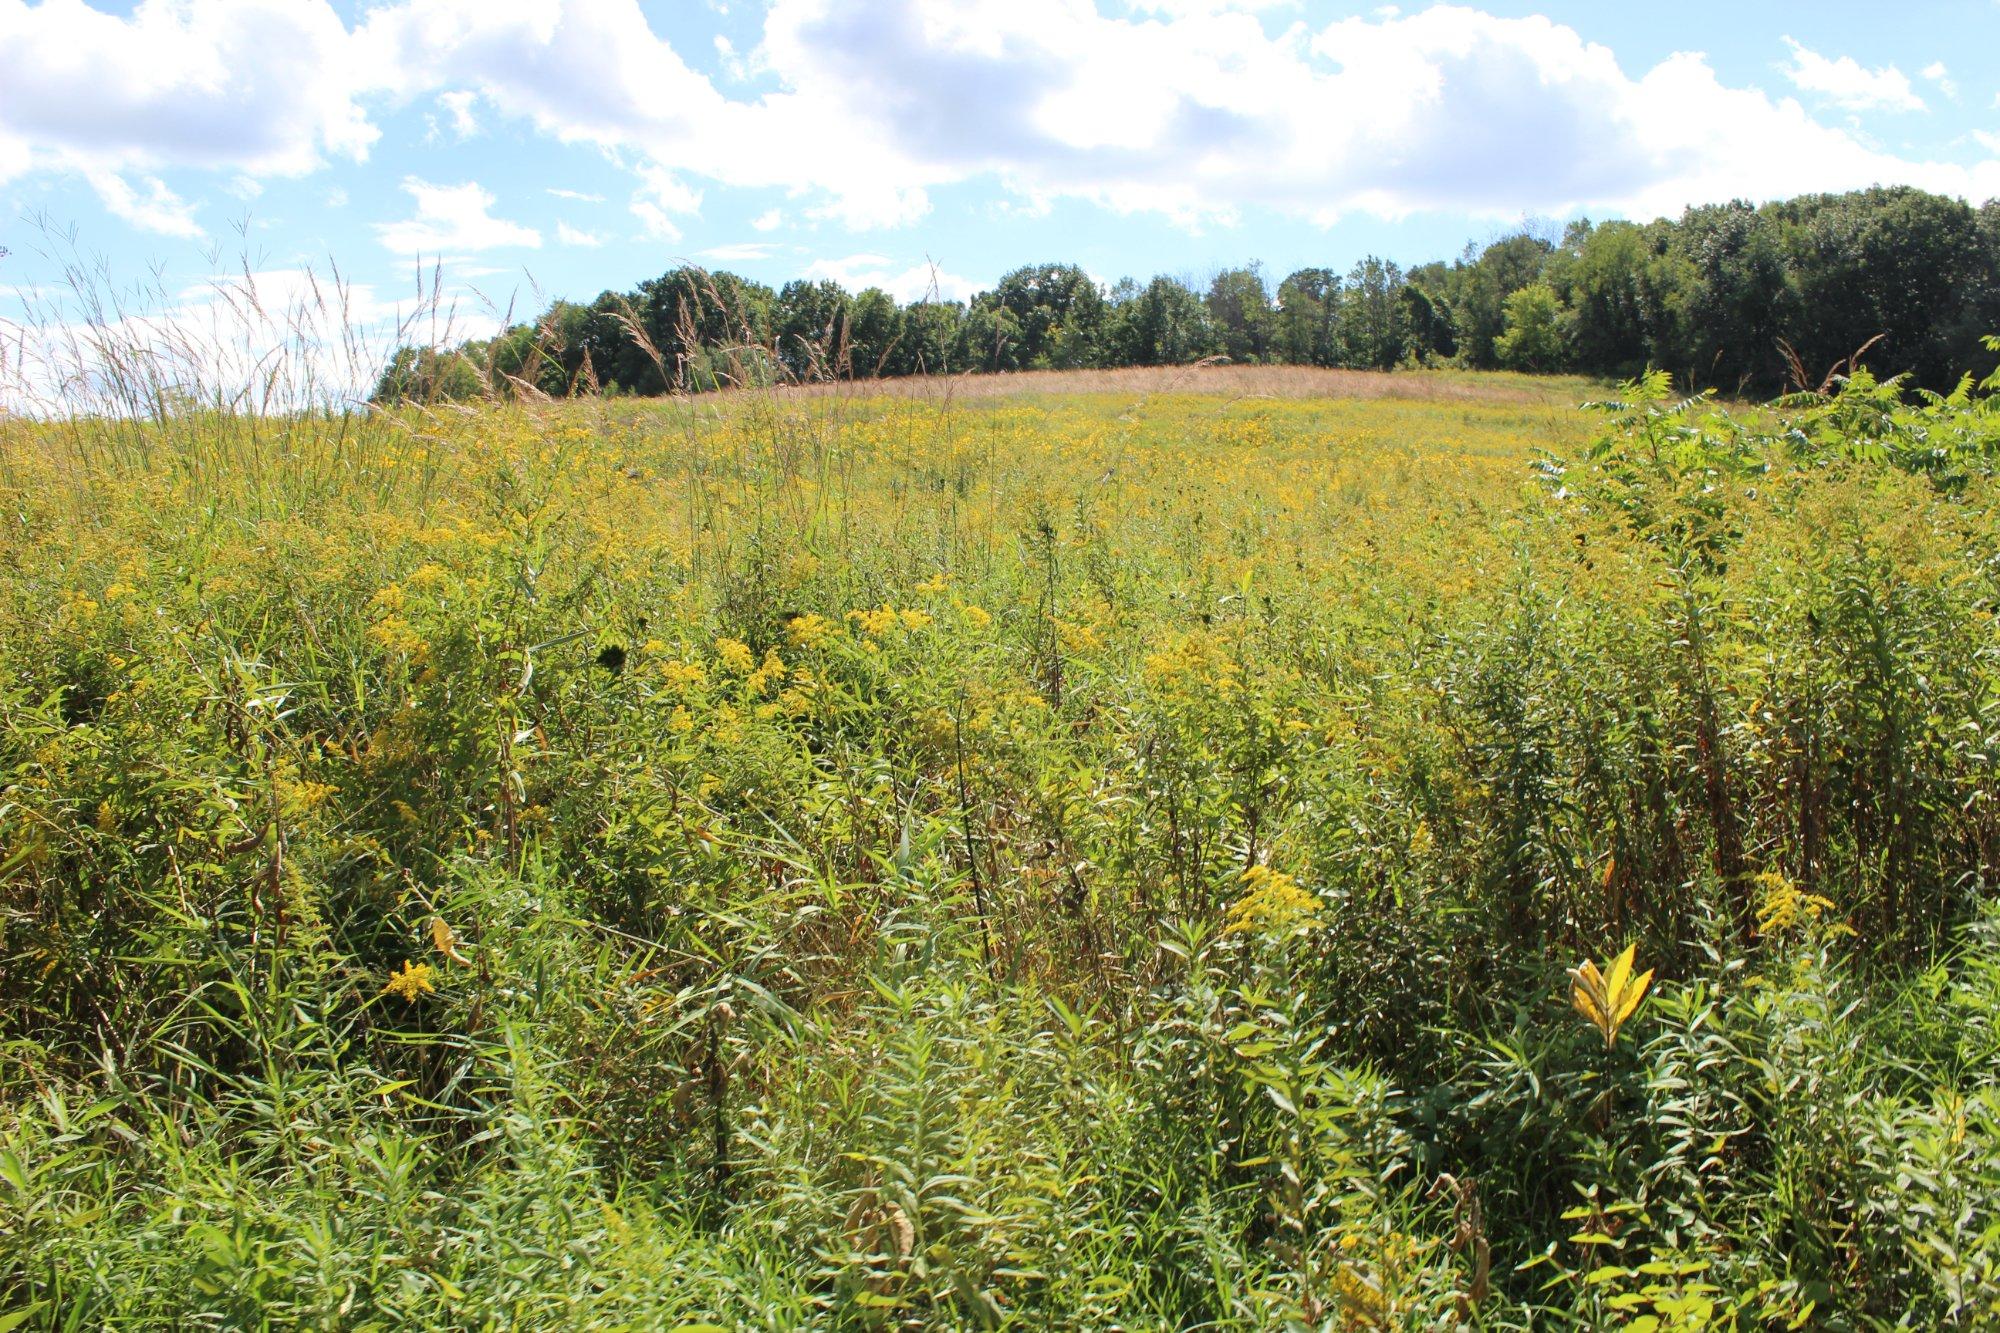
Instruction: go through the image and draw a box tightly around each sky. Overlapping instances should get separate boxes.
[3,0,2000,354]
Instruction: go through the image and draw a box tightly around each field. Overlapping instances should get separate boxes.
[6,364,2000,1328]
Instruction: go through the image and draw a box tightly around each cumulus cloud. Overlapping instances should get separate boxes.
[751,208,784,232]
[1780,38,1924,113]
[375,178,541,254]
[86,170,204,239]
[556,221,604,246]
[0,0,376,183]
[4,0,1999,246]
[437,90,481,139]
[802,254,981,303]
[1921,61,1958,101]
[742,4,1995,223]
[630,164,701,241]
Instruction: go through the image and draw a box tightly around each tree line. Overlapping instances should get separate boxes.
[376,185,2000,403]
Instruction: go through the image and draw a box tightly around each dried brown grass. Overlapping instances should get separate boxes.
[756,361,1596,406]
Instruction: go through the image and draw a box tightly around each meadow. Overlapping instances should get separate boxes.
[6,357,2000,1328]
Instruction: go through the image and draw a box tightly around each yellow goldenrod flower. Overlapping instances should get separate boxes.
[382,959,437,1002]
[1223,866,1324,937]
[784,613,834,648]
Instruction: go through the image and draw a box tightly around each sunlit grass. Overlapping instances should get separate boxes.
[5,367,2000,1327]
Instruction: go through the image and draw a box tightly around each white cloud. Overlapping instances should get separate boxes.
[3,264,496,414]
[1975,129,2000,155]
[556,221,604,246]
[803,254,980,302]
[1921,61,1957,100]
[438,90,481,138]
[0,0,376,185]
[714,32,748,81]
[751,208,784,232]
[1781,38,1924,113]
[1124,0,1295,15]
[85,170,204,239]
[630,163,701,240]
[375,178,541,254]
[700,241,780,262]
[547,187,605,202]
[4,0,1999,248]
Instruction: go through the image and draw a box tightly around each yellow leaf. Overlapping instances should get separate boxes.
[1612,968,1654,1026]
[1570,945,1654,1047]
[1571,979,1608,1031]
[432,916,471,965]
[1604,944,1636,1008]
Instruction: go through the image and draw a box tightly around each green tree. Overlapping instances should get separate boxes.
[1275,268,1340,366]
[1450,232,1553,367]
[958,302,1023,373]
[1669,201,1794,391]
[1206,265,1275,363]
[1771,186,1984,388]
[1336,256,1407,370]
[1552,220,1678,379]
[983,263,1108,370]
[1106,276,1216,366]
[1398,280,1454,364]
[1493,282,1567,371]
[773,279,852,381]
[370,345,485,404]
[845,288,902,378]
[885,300,965,377]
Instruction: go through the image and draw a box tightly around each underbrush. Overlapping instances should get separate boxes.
[5,359,2000,1327]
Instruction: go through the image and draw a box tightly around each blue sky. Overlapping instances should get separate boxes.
[2,0,1999,347]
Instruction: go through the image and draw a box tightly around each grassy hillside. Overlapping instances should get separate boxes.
[6,366,2000,1327]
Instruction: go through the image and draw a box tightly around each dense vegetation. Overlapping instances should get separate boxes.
[7,340,2000,1326]
[379,185,2000,405]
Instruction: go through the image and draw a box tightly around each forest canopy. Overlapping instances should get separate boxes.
[377,186,2000,404]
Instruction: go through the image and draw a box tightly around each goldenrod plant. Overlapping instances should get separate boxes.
[7,263,2000,1325]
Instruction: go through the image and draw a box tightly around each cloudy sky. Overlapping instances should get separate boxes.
[3,0,1999,338]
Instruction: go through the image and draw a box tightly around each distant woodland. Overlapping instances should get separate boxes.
[377,186,2000,401]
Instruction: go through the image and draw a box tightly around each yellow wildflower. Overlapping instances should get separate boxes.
[1223,866,1324,937]
[785,613,834,649]
[382,960,437,1002]
[746,648,786,694]
[847,606,898,636]
[406,563,451,592]
[661,659,706,689]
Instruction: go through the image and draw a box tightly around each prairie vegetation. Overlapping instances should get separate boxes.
[7,335,2000,1327]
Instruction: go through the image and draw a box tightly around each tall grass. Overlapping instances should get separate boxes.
[4,263,2000,1327]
